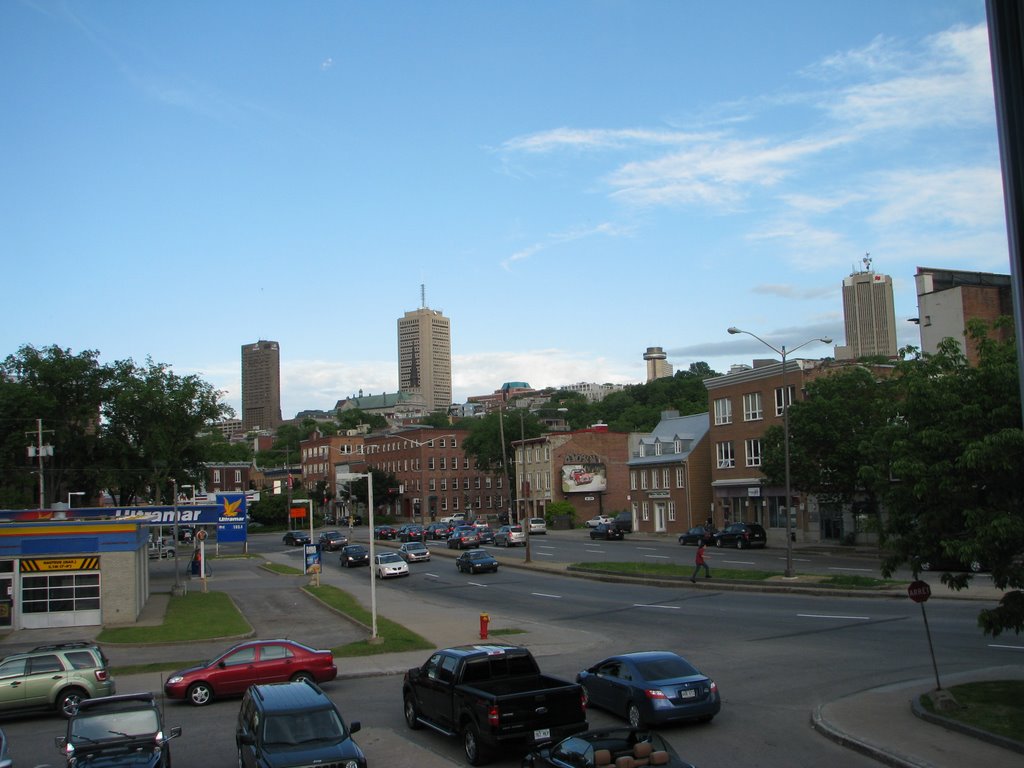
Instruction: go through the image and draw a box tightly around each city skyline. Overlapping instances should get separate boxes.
[2,2,1008,420]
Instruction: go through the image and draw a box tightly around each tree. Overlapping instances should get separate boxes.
[0,345,111,508]
[761,365,889,523]
[462,409,544,498]
[196,430,253,463]
[874,321,1023,636]
[336,409,387,432]
[101,357,231,505]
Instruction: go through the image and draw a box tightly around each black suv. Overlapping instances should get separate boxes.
[56,691,181,767]
[713,522,767,549]
[611,511,633,533]
[236,680,365,768]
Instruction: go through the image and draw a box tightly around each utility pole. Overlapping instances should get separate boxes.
[26,419,54,509]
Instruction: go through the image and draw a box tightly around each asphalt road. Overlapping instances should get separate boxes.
[3,530,1010,767]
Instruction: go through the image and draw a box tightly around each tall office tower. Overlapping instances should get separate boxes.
[643,346,673,382]
[398,290,452,413]
[914,266,1013,365]
[241,340,283,431]
[835,255,898,360]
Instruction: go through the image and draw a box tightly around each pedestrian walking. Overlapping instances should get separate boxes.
[690,540,710,582]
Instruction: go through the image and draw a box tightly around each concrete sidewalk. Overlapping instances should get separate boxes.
[2,539,1020,768]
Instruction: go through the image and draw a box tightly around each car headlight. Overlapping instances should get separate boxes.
[167,675,183,685]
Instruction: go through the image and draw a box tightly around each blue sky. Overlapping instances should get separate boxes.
[2,1,1008,419]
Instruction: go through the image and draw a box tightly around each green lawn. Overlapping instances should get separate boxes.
[919,681,1024,743]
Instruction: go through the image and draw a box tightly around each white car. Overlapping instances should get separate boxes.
[374,552,410,579]
[528,517,547,534]
[585,515,613,528]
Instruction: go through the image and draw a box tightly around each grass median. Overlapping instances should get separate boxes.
[919,681,1024,745]
[569,561,904,588]
[98,579,431,675]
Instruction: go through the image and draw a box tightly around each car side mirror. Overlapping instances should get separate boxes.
[349,721,361,734]
[237,731,255,745]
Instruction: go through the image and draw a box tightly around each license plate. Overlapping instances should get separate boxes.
[680,689,696,699]
[533,728,550,741]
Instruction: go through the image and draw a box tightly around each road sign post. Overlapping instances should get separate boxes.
[908,580,942,690]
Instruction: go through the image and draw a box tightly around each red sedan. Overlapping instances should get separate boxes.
[163,639,337,706]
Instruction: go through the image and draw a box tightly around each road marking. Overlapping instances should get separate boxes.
[798,613,870,621]
[635,547,658,551]
[644,554,671,560]
[468,581,488,587]
[532,592,563,599]
[722,559,755,565]
[777,556,812,562]
[632,603,681,610]
[532,552,554,557]
[989,644,1024,651]
[828,566,873,572]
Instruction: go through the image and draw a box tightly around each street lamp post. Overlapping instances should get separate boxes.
[727,327,832,578]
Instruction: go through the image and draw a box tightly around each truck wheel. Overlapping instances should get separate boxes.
[463,722,490,765]
[404,695,422,730]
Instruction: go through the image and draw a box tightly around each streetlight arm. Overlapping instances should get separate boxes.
[727,327,783,356]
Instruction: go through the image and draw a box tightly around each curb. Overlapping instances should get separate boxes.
[910,694,1024,755]
[810,704,926,768]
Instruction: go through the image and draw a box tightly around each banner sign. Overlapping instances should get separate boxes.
[21,557,100,572]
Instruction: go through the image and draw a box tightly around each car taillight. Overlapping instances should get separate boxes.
[709,681,718,693]
[580,689,589,710]
[95,669,109,681]
[643,688,668,701]
[487,704,500,727]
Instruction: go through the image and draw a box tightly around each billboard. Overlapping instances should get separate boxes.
[561,463,607,494]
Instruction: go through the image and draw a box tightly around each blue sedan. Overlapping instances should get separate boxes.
[577,651,720,728]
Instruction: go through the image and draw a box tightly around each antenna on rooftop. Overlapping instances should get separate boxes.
[863,252,872,272]
[421,283,426,309]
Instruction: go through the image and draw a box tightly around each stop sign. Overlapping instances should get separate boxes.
[908,580,931,603]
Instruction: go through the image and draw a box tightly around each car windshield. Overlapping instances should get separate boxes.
[262,707,345,746]
[633,655,698,680]
[71,708,160,743]
[378,553,403,563]
[344,546,366,554]
[468,551,488,559]
[406,543,426,551]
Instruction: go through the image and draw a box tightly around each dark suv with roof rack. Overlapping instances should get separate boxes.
[0,641,115,717]
[236,679,365,768]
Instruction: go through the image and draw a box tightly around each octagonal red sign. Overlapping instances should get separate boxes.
[908,580,931,603]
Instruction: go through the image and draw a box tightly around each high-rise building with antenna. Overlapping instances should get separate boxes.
[835,254,898,360]
[397,286,452,413]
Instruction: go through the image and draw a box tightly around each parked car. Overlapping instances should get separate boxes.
[339,544,370,568]
[56,692,181,768]
[447,525,481,549]
[0,641,115,718]
[374,525,398,540]
[282,530,311,546]
[398,524,426,542]
[913,551,988,573]
[236,680,365,768]
[455,549,499,574]
[148,536,176,559]
[398,541,431,562]
[611,512,633,533]
[425,522,452,540]
[475,525,496,545]
[163,639,337,707]
[712,522,767,549]
[495,524,526,547]
[678,526,715,546]
[577,651,720,728]
[528,517,548,534]
[375,552,410,579]
[522,727,695,768]
[589,523,623,541]
[585,515,613,528]
[318,530,348,551]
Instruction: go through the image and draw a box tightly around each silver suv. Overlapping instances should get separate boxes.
[0,641,115,717]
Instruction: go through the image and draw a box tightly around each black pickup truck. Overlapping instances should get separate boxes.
[402,644,588,765]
